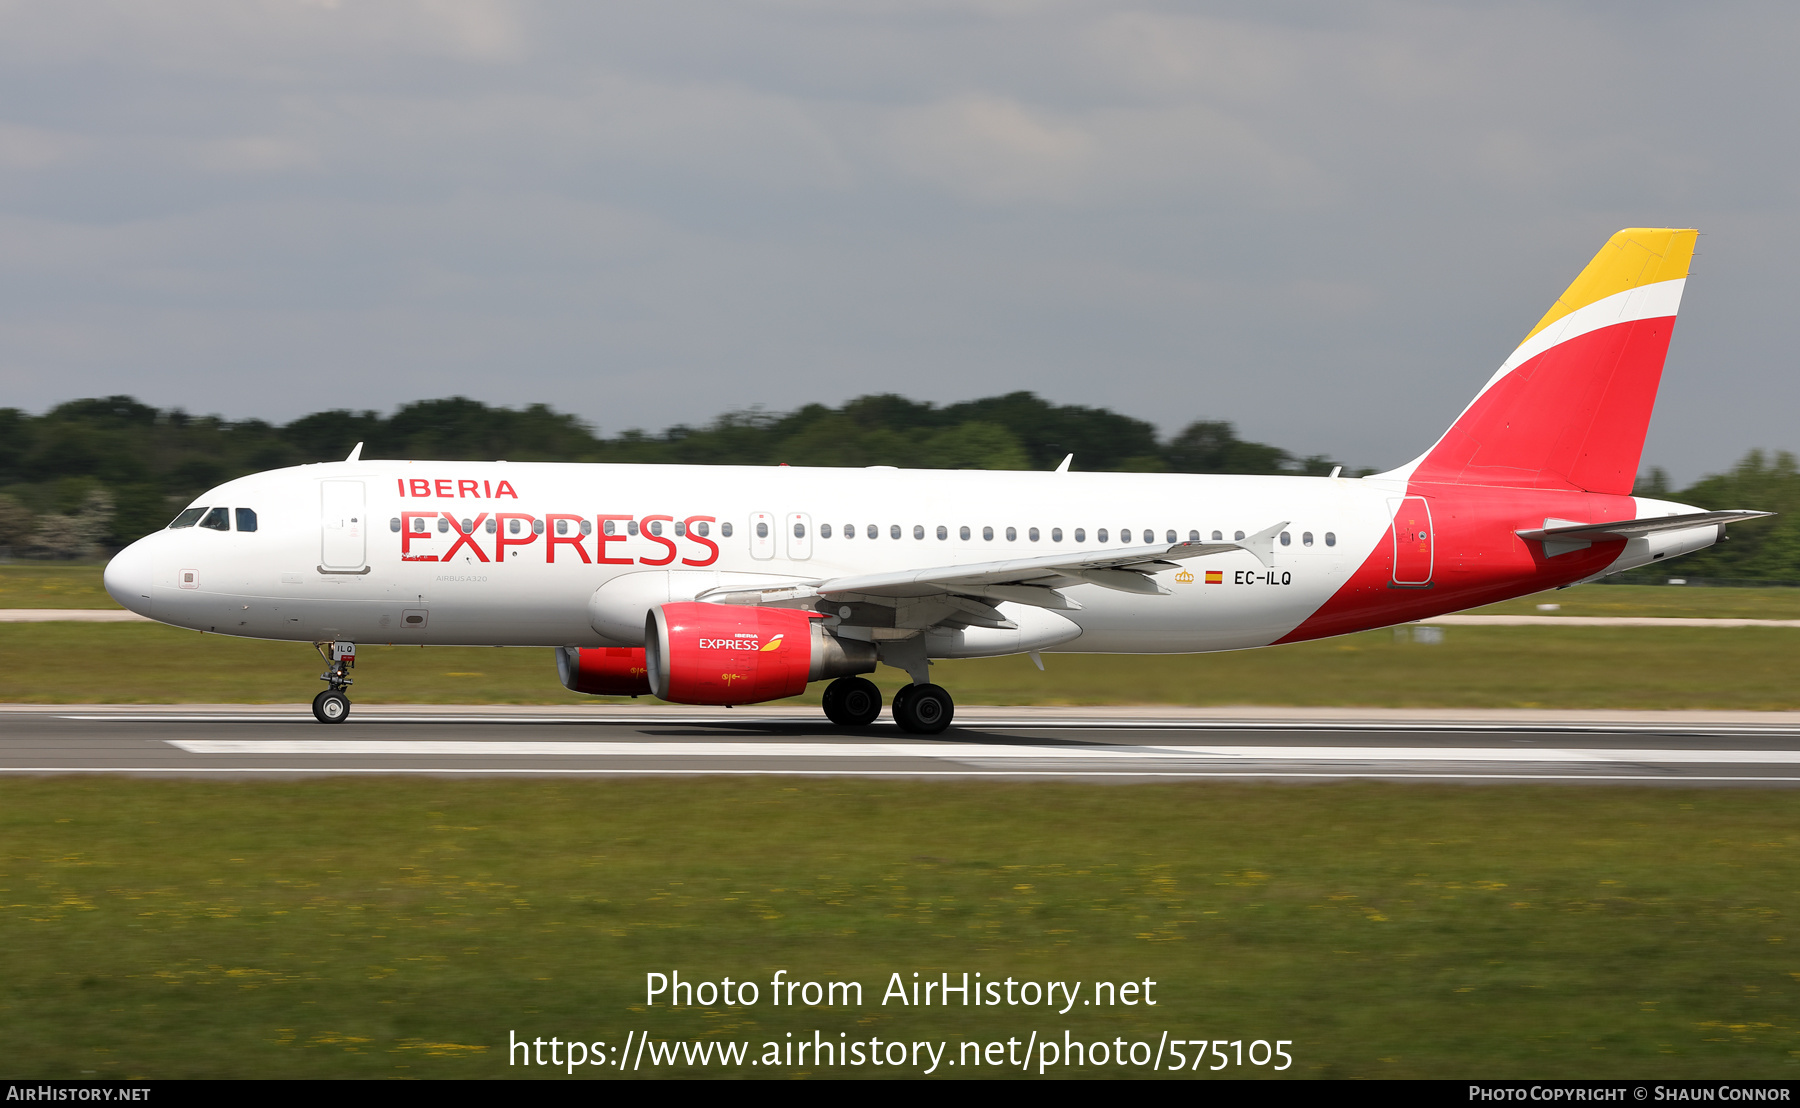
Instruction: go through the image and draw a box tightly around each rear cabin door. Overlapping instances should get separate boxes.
[321,480,367,569]
[1389,496,1433,586]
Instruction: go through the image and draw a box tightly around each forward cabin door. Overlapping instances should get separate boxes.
[1389,496,1434,587]
[321,480,367,570]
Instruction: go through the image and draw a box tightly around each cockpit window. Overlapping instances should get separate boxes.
[169,508,206,529]
[199,507,230,531]
[235,508,258,532]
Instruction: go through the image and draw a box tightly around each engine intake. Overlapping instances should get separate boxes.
[556,646,652,696]
[645,602,877,705]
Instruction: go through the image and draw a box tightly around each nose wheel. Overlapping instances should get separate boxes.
[312,641,356,725]
[312,689,351,724]
[822,676,883,727]
[892,682,954,734]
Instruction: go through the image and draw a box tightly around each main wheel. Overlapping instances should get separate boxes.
[312,689,351,724]
[893,683,953,735]
[822,676,883,727]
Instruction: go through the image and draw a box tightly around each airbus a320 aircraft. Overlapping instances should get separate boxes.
[104,228,1767,731]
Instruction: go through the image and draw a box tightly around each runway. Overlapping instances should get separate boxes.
[4,705,1800,784]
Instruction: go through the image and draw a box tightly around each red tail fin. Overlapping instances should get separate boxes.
[1394,228,1697,495]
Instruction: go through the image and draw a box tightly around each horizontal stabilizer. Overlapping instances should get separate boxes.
[1515,510,1771,544]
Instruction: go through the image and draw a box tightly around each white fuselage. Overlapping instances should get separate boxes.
[105,461,1404,654]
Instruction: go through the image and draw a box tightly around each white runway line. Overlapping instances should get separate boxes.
[164,740,1800,765]
[9,767,1800,783]
[62,714,1800,735]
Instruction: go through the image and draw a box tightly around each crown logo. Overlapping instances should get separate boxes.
[1174,569,1195,584]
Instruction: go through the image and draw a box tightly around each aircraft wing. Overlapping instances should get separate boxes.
[1515,510,1771,543]
[694,522,1290,626]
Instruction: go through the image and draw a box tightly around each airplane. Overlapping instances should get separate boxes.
[102,227,1769,730]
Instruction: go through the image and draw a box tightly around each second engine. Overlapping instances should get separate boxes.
[645,601,877,705]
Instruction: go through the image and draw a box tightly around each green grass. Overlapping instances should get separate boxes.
[1,778,1795,1079]
[0,564,118,609]
[1466,583,1800,619]
[5,621,1800,709]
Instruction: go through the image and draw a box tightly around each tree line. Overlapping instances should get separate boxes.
[0,392,1350,558]
[0,391,1792,582]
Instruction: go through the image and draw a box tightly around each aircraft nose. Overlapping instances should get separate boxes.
[103,538,159,619]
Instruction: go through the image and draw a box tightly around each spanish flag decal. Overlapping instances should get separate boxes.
[1204,570,1223,584]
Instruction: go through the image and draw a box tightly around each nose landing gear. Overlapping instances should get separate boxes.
[312,641,356,724]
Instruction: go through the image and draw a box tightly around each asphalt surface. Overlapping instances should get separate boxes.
[4,706,1800,785]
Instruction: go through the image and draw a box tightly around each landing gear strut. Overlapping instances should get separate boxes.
[822,676,883,727]
[892,682,954,735]
[312,641,356,724]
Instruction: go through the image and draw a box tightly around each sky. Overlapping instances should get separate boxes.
[0,0,1794,482]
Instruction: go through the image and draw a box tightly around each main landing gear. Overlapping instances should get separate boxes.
[312,641,356,724]
[819,676,954,734]
[892,682,954,735]
[822,676,882,727]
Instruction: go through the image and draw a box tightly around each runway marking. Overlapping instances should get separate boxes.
[59,714,1800,736]
[164,740,1800,765]
[10,766,1800,782]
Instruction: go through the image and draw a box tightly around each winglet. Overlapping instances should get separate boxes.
[1055,454,1073,473]
[1234,521,1292,569]
[345,442,363,463]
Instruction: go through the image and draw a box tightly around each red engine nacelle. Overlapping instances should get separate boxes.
[646,601,877,705]
[556,645,653,696]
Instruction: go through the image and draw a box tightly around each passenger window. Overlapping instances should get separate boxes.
[821,523,833,539]
[1166,530,1176,544]
[1074,528,1086,542]
[1212,530,1223,541]
[580,519,593,536]
[509,518,521,535]
[485,519,497,534]
[389,517,402,533]
[721,522,734,538]
[627,521,640,536]
[200,507,230,531]
[1189,530,1200,542]
[1303,531,1314,546]
[438,517,450,533]
[1279,531,1291,546]
[1325,531,1336,547]
[1234,530,1245,541]
[913,525,924,540]
[236,508,258,532]
[460,518,473,534]
[533,519,546,535]
[867,524,878,540]
[169,507,206,529]
[1029,527,1040,542]
[844,524,855,539]
[675,521,686,537]
[756,521,769,539]
[1005,526,1017,541]
[1052,527,1063,542]
[603,519,616,535]
[1098,528,1108,543]
[555,519,568,536]
[937,525,948,540]
[890,524,901,540]
[982,526,994,541]
[960,525,971,541]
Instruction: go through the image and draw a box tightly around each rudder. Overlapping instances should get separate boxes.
[1398,228,1697,494]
